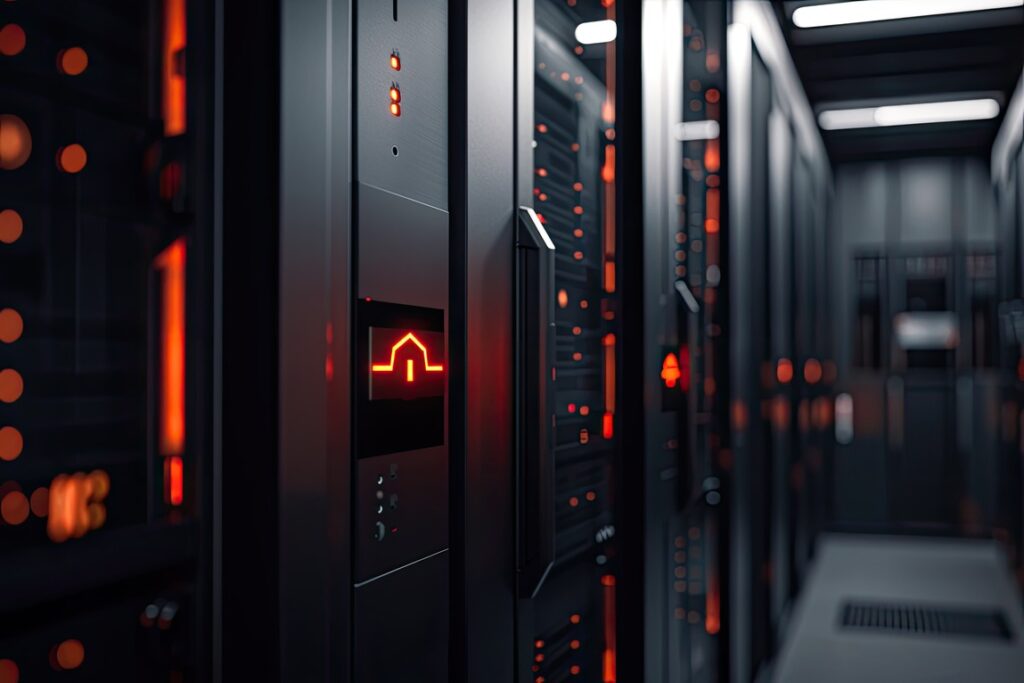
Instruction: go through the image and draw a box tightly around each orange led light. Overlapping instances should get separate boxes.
[163,0,187,136]
[371,332,443,381]
[389,86,401,103]
[776,358,793,384]
[390,102,401,117]
[167,455,183,506]
[389,52,401,71]
[661,352,681,388]
[154,239,186,457]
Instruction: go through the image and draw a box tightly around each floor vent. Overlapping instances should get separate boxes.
[840,601,1012,640]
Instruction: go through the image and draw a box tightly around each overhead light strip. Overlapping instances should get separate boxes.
[818,98,1001,130]
[793,0,1023,29]
[575,19,617,45]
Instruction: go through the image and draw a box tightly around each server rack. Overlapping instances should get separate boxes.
[0,1,216,680]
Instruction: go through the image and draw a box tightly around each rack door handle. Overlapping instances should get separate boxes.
[515,206,556,599]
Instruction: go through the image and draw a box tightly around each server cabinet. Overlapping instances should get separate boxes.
[513,2,629,681]
[641,2,728,682]
[0,1,215,680]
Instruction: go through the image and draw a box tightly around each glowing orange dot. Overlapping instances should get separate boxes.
[573,205,584,215]
[0,308,23,342]
[58,47,88,75]
[0,114,32,170]
[0,659,18,683]
[571,142,580,152]
[570,639,580,649]
[705,88,720,103]
[570,613,581,624]
[573,251,583,260]
[534,639,545,649]
[87,502,106,530]
[30,487,48,517]
[572,352,582,361]
[776,358,793,384]
[536,168,548,177]
[573,182,583,191]
[0,426,22,461]
[0,369,24,402]
[389,87,401,103]
[89,469,110,501]
[570,665,581,675]
[585,490,596,501]
[569,496,579,507]
[579,299,589,309]
[0,24,25,57]
[557,289,568,309]
[57,144,87,173]
[389,53,401,71]
[389,102,401,117]
[1,490,29,525]
[579,405,590,416]
[572,326,581,335]
[804,358,822,384]
[55,640,84,670]
[573,228,583,237]
[535,653,544,663]
[0,209,22,243]
[537,123,548,133]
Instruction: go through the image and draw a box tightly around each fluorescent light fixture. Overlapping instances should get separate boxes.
[674,119,720,141]
[575,20,617,45]
[793,0,1023,28]
[818,97,1000,130]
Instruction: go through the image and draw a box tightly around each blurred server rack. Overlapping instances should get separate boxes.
[727,2,833,680]
[0,1,216,680]
[641,1,728,682]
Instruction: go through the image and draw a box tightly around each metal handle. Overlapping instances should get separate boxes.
[515,206,556,599]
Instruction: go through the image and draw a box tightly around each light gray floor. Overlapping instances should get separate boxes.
[772,534,1024,682]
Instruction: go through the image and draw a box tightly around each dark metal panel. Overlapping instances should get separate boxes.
[278,0,353,680]
[455,0,517,681]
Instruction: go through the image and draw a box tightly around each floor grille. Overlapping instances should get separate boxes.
[840,601,1012,640]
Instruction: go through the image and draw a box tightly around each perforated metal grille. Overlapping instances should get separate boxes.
[841,601,1011,640]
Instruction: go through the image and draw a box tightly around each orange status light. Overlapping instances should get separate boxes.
[390,102,401,117]
[661,352,681,388]
[371,332,443,382]
[162,0,187,136]
[389,86,401,103]
[804,358,822,384]
[167,455,183,506]
[389,52,401,71]
[776,358,793,384]
[155,239,186,457]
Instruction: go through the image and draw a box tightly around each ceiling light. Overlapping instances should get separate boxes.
[793,0,1023,29]
[575,20,617,45]
[674,120,720,141]
[818,98,1000,130]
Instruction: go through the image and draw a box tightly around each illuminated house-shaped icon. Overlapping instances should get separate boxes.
[371,332,444,383]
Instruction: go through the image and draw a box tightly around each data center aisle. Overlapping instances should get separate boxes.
[772,535,1024,682]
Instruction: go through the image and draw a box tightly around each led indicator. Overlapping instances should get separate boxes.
[369,329,444,400]
[389,51,401,71]
[390,102,401,117]
[389,86,401,103]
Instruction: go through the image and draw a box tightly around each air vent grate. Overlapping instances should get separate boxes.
[840,601,1012,640]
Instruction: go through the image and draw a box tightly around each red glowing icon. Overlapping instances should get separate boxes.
[369,328,445,400]
[372,332,443,382]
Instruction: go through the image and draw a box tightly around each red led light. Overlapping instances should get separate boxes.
[390,52,401,71]
[167,455,183,506]
[389,86,401,103]
[390,102,401,117]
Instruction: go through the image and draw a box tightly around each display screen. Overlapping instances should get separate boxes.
[356,300,445,457]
